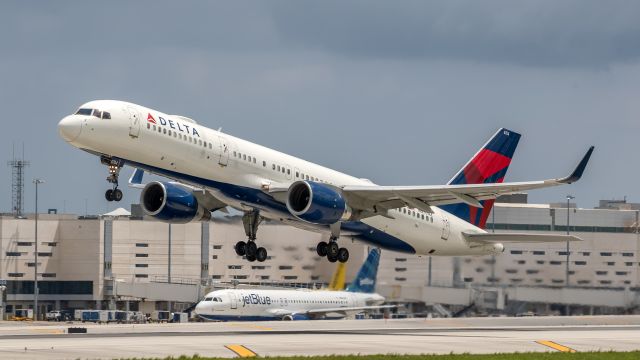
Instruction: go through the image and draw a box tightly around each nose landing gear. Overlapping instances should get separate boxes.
[102,156,124,202]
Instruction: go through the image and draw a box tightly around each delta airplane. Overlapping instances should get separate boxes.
[194,248,390,321]
[58,100,593,263]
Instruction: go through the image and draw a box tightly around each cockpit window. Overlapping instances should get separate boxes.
[204,297,213,301]
[214,297,222,302]
[92,109,102,118]
[102,111,111,119]
[75,108,93,116]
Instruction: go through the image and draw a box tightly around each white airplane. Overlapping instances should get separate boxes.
[195,248,389,321]
[58,100,593,263]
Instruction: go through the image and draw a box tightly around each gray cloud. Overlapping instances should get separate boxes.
[268,1,640,68]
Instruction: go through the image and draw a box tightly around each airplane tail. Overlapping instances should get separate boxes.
[440,128,521,229]
[346,248,380,293]
[328,262,347,291]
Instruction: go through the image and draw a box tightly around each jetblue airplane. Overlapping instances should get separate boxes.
[195,248,390,321]
[58,100,593,263]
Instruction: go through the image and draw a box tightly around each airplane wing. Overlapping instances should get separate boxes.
[341,146,594,217]
[267,305,395,320]
[462,232,581,244]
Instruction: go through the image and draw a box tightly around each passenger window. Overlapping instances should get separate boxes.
[282,168,286,174]
[153,125,156,131]
[199,140,202,146]
[168,130,172,136]
[102,112,111,119]
[147,123,150,129]
[296,172,299,178]
[263,161,266,167]
[173,132,177,138]
[287,169,290,175]
[272,164,276,170]
[163,128,167,134]
[243,154,247,160]
[277,165,281,171]
[209,143,212,149]
[248,156,252,162]
[233,151,237,157]
[204,141,207,147]
[253,158,256,164]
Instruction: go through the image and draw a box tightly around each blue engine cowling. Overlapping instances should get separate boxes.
[140,181,211,224]
[282,314,311,321]
[286,181,352,225]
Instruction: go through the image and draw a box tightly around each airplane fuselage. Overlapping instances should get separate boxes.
[59,100,502,256]
[195,288,385,321]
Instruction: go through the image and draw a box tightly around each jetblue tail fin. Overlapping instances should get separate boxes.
[441,128,521,229]
[346,248,380,293]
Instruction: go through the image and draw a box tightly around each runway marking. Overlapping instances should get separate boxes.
[30,329,64,334]
[535,340,577,353]
[225,344,257,357]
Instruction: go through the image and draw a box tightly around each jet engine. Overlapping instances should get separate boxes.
[140,181,211,224]
[286,181,352,225]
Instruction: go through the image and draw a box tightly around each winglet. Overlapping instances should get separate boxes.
[558,146,594,184]
[128,168,145,189]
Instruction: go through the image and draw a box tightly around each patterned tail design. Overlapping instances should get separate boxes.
[346,248,380,293]
[441,128,521,229]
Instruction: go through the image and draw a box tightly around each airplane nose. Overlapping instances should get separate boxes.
[58,116,82,142]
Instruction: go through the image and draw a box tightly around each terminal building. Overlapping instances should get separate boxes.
[1,195,639,319]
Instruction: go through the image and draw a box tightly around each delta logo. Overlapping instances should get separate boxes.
[147,113,200,137]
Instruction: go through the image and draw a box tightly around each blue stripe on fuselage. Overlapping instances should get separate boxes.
[124,158,416,254]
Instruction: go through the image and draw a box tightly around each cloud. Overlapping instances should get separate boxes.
[268,0,640,68]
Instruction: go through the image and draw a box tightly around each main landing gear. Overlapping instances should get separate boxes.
[102,156,123,202]
[316,223,349,263]
[234,209,268,262]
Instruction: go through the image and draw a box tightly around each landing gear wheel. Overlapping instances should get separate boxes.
[235,241,247,256]
[245,241,258,258]
[316,242,328,257]
[256,247,268,262]
[327,253,338,263]
[246,254,257,262]
[112,189,123,202]
[337,248,349,263]
[328,242,339,258]
[105,189,114,202]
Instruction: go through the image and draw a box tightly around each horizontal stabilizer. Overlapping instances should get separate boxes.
[463,232,581,243]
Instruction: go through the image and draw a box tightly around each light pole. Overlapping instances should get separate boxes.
[566,195,574,287]
[33,179,44,321]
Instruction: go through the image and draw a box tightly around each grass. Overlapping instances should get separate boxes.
[121,352,640,360]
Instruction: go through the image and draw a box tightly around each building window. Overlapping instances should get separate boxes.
[211,275,222,279]
[37,252,52,257]
[615,271,628,276]
[41,273,56,278]
[212,255,218,260]
[46,242,57,247]
[596,271,608,275]
[228,265,242,270]
[625,262,633,266]
[252,265,266,270]
[17,242,33,246]
[233,275,248,280]
[505,269,518,274]
[536,260,545,264]
[582,252,591,256]
[600,252,613,256]
[279,265,293,270]
[135,243,149,247]
[283,275,297,280]
[606,262,615,266]
[135,254,148,257]
[395,268,407,272]
[532,251,545,255]
[5,252,21,257]
[8,273,24,277]
[394,277,406,281]
[135,274,148,278]
[135,264,148,268]
[575,261,587,265]
[463,277,474,282]
[526,269,539,274]
[517,260,526,264]
[510,250,523,255]
[622,252,634,257]
[550,261,561,265]
[213,245,222,249]
[260,275,270,280]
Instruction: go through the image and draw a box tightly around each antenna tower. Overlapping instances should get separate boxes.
[7,144,29,218]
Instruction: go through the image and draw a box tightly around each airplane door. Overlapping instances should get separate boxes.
[217,136,229,166]
[230,293,238,309]
[440,213,450,240]
[127,107,141,138]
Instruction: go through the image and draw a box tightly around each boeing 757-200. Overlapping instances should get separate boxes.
[58,100,593,263]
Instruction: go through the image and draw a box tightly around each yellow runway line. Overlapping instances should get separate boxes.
[30,329,65,334]
[225,344,257,357]
[535,340,577,353]
[226,322,273,331]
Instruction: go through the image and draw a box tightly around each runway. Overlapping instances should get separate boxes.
[0,316,638,359]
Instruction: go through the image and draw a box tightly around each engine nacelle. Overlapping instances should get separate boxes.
[140,181,211,224]
[286,181,352,225]
[282,314,310,321]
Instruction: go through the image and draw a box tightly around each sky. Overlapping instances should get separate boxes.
[1,1,639,215]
